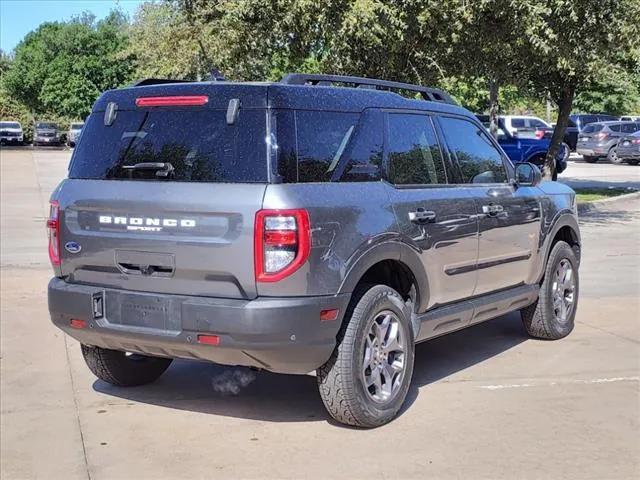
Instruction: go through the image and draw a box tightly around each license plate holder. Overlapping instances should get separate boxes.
[115,293,171,329]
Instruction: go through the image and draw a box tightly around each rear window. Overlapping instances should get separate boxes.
[582,124,603,133]
[69,109,267,183]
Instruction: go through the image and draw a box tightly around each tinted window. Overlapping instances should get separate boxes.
[609,124,621,132]
[621,123,640,133]
[529,119,548,128]
[439,116,507,184]
[511,118,526,128]
[69,109,267,182]
[583,124,603,133]
[70,123,84,130]
[387,114,446,185]
[0,122,20,129]
[578,115,598,128]
[340,110,383,182]
[36,122,57,129]
[295,111,359,183]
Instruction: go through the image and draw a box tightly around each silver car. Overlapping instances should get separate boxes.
[0,121,24,145]
[67,122,84,147]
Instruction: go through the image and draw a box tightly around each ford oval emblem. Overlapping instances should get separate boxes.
[64,241,82,254]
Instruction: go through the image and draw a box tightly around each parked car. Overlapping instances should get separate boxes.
[501,115,551,138]
[476,114,567,178]
[576,121,640,163]
[566,113,618,151]
[616,130,640,165]
[47,73,581,428]
[619,115,640,122]
[0,121,24,145]
[67,122,84,147]
[33,122,61,146]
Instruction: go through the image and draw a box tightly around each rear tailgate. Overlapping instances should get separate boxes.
[56,181,265,299]
[54,83,269,300]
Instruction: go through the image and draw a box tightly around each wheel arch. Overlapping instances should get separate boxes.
[538,213,581,283]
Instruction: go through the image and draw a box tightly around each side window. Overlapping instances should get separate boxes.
[622,123,639,133]
[387,113,446,185]
[511,118,526,128]
[439,116,508,184]
[609,124,621,132]
[295,111,359,183]
[339,110,383,182]
[529,119,547,128]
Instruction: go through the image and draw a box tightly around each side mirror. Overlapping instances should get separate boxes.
[514,162,542,187]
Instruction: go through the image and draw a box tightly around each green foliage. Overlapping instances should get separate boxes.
[573,69,640,116]
[2,11,134,119]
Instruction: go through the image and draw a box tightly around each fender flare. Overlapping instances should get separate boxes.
[537,212,581,282]
[337,240,430,314]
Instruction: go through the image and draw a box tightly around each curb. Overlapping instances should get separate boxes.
[578,191,640,215]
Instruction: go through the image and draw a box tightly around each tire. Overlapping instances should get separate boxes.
[607,146,624,164]
[583,155,598,163]
[81,344,173,387]
[560,142,570,162]
[627,160,639,166]
[317,284,415,428]
[521,241,579,340]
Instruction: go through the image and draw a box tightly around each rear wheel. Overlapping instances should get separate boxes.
[608,146,624,164]
[583,155,598,163]
[627,160,639,166]
[317,284,415,428]
[81,344,173,386]
[521,241,579,340]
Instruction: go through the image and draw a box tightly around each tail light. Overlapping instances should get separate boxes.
[254,209,311,282]
[47,200,61,266]
[632,139,640,145]
[594,132,609,141]
[535,130,545,140]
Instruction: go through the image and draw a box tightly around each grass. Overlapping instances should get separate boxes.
[574,187,636,203]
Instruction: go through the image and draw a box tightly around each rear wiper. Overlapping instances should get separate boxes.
[121,162,174,177]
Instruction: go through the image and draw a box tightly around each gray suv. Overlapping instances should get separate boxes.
[47,74,581,427]
[576,121,640,163]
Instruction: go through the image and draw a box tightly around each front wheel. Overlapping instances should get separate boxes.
[317,284,415,428]
[583,155,598,163]
[521,241,579,340]
[81,344,173,386]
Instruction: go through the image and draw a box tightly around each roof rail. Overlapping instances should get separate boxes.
[280,73,457,105]
[132,78,192,87]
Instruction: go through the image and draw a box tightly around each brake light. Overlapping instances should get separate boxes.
[47,200,60,266]
[535,130,545,139]
[632,139,640,144]
[254,209,311,282]
[135,95,209,107]
[594,132,609,141]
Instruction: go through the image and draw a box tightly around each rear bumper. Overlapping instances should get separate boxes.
[48,278,350,374]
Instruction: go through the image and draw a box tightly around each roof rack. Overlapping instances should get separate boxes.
[280,73,457,105]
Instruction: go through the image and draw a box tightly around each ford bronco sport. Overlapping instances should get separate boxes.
[47,74,581,428]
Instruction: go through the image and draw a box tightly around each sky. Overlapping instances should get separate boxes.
[0,0,143,53]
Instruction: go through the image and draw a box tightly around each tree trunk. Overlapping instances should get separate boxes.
[544,85,575,180]
[488,78,500,139]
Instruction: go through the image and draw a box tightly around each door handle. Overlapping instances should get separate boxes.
[408,209,436,224]
[482,204,504,216]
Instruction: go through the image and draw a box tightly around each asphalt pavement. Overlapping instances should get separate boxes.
[1,148,638,479]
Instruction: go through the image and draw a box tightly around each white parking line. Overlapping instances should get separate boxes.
[480,376,639,390]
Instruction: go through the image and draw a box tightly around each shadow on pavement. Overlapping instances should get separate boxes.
[578,204,640,227]
[93,312,528,425]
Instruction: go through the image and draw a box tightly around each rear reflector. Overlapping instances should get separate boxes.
[135,96,209,107]
[197,334,220,345]
[70,319,87,329]
[320,309,339,321]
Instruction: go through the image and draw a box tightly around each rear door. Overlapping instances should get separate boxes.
[385,112,479,309]
[57,92,268,299]
[438,115,542,296]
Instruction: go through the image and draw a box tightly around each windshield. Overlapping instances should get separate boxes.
[69,109,268,183]
[0,122,21,129]
[36,122,57,129]
[70,123,84,130]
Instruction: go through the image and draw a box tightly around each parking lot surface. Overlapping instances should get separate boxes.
[561,154,640,190]
[1,148,639,479]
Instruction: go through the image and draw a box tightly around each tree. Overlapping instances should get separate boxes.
[517,0,640,178]
[2,11,134,119]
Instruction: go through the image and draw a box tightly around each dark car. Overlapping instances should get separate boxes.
[33,121,62,146]
[616,130,640,165]
[576,121,640,163]
[47,73,581,428]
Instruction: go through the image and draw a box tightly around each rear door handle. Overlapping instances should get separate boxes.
[482,204,504,216]
[408,209,436,224]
